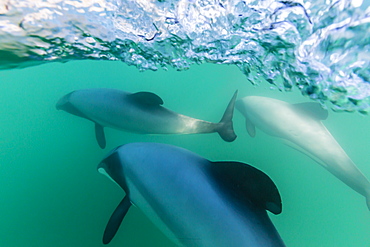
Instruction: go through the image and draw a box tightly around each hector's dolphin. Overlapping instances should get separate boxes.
[236,96,370,210]
[56,89,237,148]
[98,142,285,246]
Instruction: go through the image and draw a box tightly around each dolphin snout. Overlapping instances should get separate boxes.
[235,99,245,112]
[56,92,73,110]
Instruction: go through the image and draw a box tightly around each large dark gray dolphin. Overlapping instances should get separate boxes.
[56,89,237,148]
[98,142,285,246]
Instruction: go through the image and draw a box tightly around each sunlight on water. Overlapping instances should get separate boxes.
[1,0,370,112]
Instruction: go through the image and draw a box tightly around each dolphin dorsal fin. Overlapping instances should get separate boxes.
[293,102,328,120]
[209,161,282,214]
[245,118,256,137]
[103,195,132,244]
[128,92,164,106]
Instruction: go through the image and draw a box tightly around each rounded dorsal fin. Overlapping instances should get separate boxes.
[128,92,164,106]
[209,161,282,214]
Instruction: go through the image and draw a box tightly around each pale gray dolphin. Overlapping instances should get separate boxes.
[56,89,237,148]
[98,142,285,246]
[236,96,370,210]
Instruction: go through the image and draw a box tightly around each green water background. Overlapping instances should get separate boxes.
[1,61,370,246]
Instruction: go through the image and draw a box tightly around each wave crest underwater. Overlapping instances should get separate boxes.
[1,0,370,112]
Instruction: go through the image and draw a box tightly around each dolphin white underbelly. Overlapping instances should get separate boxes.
[236,96,370,210]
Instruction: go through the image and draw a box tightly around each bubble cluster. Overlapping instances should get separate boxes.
[1,0,369,112]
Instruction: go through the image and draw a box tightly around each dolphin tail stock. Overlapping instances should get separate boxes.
[215,90,238,142]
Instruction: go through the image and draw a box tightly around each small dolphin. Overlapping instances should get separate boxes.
[98,142,285,246]
[56,89,237,148]
[236,96,370,210]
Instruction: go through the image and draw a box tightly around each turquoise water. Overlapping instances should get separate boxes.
[1,61,370,246]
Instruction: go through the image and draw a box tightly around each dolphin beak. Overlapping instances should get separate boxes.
[234,99,245,112]
[97,146,127,189]
[56,92,73,110]
[98,161,123,189]
[55,91,90,120]
[97,152,112,173]
[98,164,110,178]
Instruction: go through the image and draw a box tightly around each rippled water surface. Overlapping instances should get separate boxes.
[1,0,370,112]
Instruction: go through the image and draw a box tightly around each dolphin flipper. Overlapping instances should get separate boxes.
[95,123,106,149]
[209,161,282,214]
[103,195,132,244]
[245,118,256,137]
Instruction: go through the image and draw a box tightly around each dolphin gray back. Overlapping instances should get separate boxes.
[98,143,285,246]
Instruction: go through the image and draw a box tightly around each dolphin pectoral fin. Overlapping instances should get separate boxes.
[245,118,256,137]
[103,195,132,244]
[95,123,106,149]
[128,92,164,106]
[293,102,328,120]
[209,161,282,214]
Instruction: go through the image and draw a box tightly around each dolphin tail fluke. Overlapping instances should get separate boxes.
[217,90,238,142]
